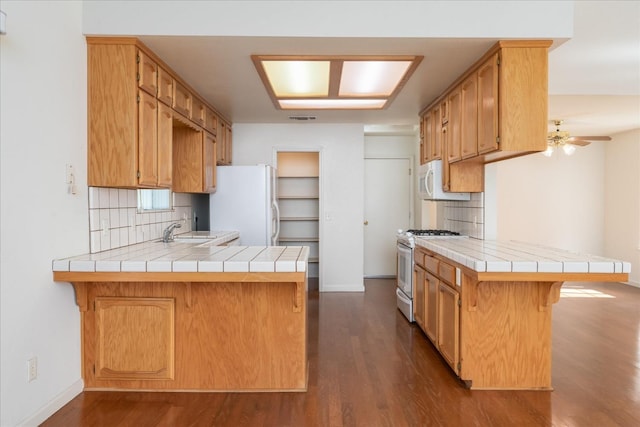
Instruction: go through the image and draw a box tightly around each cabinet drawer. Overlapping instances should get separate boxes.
[424,255,439,276]
[439,262,456,287]
[414,251,425,269]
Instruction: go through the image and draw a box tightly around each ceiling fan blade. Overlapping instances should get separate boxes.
[567,140,590,147]
[569,136,612,142]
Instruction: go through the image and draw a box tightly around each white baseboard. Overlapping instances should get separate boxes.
[19,379,83,427]
[625,280,640,289]
[321,284,365,292]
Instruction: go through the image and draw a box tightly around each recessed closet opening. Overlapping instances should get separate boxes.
[275,151,321,290]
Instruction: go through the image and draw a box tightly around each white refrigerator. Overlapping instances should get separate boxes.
[209,165,280,246]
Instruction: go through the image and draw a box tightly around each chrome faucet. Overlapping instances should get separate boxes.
[162,222,182,242]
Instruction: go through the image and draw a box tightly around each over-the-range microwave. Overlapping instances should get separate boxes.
[418,160,470,201]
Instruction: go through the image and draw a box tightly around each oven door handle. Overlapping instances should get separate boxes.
[396,287,412,304]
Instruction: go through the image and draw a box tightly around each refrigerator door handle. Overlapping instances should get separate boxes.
[271,201,280,245]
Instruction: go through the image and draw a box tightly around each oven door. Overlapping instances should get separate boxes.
[397,242,413,298]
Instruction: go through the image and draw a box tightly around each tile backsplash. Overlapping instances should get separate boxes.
[442,192,485,239]
[88,187,193,253]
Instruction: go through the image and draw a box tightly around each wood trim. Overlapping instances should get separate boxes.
[54,271,306,283]
[474,272,629,282]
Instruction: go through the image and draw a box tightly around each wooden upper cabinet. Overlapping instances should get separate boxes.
[204,107,218,135]
[88,42,141,188]
[423,113,431,164]
[157,103,173,188]
[173,80,192,118]
[172,127,217,194]
[191,96,206,127]
[460,72,479,159]
[447,88,462,163]
[137,51,158,96]
[203,132,217,193]
[217,121,232,165]
[419,41,551,165]
[137,91,159,187]
[87,37,230,189]
[477,53,499,155]
[157,67,173,106]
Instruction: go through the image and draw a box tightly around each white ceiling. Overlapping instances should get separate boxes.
[135,1,639,137]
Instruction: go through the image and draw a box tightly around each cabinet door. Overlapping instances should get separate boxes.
[225,124,232,164]
[431,107,442,160]
[157,102,173,188]
[173,81,192,118]
[172,127,203,193]
[203,131,217,193]
[191,97,206,127]
[137,51,157,96]
[438,283,460,373]
[461,72,478,159]
[423,112,432,164]
[138,90,158,187]
[413,265,426,330]
[204,107,218,135]
[94,297,175,380]
[477,53,499,154]
[447,88,462,162]
[425,272,439,343]
[157,67,173,106]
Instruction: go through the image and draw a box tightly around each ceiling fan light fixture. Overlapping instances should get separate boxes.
[562,143,576,155]
[542,145,555,157]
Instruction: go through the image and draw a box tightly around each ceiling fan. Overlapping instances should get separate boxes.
[544,120,612,156]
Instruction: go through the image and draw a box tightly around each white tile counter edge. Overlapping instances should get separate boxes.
[416,238,631,274]
[53,231,309,274]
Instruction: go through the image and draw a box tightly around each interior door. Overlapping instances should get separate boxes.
[364,158,412,277]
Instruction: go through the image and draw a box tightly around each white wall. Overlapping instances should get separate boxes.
[488,143,606,254]
[0,2,86,426]
[604,129,640,286]
[364,134,418,228]
[232,124,364,292]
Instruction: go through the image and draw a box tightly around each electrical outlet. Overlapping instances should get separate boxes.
[27,357,37,382]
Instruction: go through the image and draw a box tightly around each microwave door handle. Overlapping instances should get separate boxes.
[426,168,434,198]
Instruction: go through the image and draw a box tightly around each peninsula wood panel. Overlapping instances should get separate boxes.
[459,279,554,390]
[79,280,307,391]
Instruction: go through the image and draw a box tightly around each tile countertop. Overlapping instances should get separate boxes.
[416,238,631,274]
[53,230,309,273]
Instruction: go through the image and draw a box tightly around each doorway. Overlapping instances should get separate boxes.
[364,157,412,277]
[275,151,321,286]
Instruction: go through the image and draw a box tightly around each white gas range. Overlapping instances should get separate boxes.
[396,229,465,323]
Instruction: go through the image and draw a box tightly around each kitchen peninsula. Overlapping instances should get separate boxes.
[52,233,309,392]
[413,237,630,390]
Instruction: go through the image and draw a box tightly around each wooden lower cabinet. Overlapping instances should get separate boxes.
[73,277,307,391]
[424,272,438,343]
[413,245,574,390]
[94,297,175,380]
[437,282,460,374]
[413,264,426,329]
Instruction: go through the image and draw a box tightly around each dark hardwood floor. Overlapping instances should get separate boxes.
[42,279,640,427]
